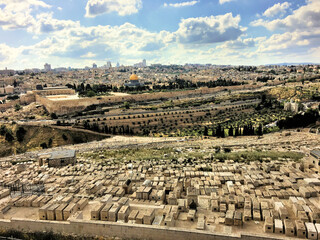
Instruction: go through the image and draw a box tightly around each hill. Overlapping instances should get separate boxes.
[0,124,108,157]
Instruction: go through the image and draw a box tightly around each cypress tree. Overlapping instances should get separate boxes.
[204,126,208,136]
[257,124,263,136]
[234,126,239,137]
[228,126,233,137]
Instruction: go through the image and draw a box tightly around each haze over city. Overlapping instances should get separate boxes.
[0,0,320,69]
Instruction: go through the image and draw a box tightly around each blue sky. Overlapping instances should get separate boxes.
[0,0,319,69]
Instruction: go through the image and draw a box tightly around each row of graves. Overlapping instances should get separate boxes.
[1,150,320,239]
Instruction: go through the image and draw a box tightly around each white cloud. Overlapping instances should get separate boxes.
[30,12,80,34]
[1,0,319,69]
[23,22,170,63]
[217,37,265,50]
[81,52,97,58]
[0,0,76,33]
[164,1,199,8]
[0,43,22,65]
[263,2,291,18]
[0,11,252,68]
[246,0,320,63]
[251,0,320,31]
[0,0,51,29]
[175,13,243,44]
[0,0,51,30]
[257,30,320,53]
[219,0,235,5]
[0,8,35,29]
[0,0,51,9]
[85,0,142,17]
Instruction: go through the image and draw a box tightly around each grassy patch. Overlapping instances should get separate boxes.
[82,147,304,164]
[82,147,176,163]
[214,151,304,162]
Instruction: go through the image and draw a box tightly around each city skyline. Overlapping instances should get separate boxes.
[0,0,319,69]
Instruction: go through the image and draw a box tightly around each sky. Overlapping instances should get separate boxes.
[0,0,319,69]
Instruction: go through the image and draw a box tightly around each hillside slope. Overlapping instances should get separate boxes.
[0,124,108,157]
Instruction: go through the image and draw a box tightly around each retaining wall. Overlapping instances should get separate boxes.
[0,218,285,240]
[36,85,260,115]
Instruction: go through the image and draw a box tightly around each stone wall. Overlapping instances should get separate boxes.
[36,85,259,115]
[20,93,36,105]
[0,84,260,114]
[47,156,76,167]
[33,88,76,96]
[0,218,283,240]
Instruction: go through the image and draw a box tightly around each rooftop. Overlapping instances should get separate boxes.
[311,150,320,159]
[48,149,76,160]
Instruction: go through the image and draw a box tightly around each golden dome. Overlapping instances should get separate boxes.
[130,74,139,81]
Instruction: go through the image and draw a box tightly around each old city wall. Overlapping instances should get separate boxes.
[20,93,36,105]
[36,95,101,115]
[35,94,56,113]
[0,218,280,240]
[39,85,259,115]
[34,89,76,96]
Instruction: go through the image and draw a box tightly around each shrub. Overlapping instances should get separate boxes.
[5,132,14,142]
[16,126,27,142]
[62,134,68,141]
[14,104,21,111]
[40,142,47,149]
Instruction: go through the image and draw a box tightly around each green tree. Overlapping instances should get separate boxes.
[14,104,21,112]
[123,102,130,109]
[234,126,239,137]
[92,123,100,132]
[40,142,47,149]
[16,127,27,142]
[80,83,85,91]
[83,120,90,129]
[0,125,7,136]
[85,84,92,91]
[228,126,233,137]
[48,138,53,147]
[5,132,14,142]
[50,113,58,119]
[104,125,109,134]
[257,124,263,136]
[224,147,232,153]
[86,90,96,97]
[203,126,208,136]
[221,128,225,138]
[62,134,68,141]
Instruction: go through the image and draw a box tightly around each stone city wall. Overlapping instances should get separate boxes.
[34,88,76,96]
[37,85,259,115]
[20,93,36,105]
[0,218,282,240]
